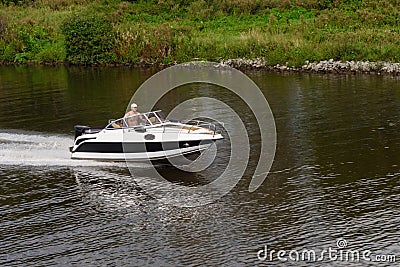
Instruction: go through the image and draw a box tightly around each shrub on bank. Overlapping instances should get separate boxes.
[61,14,116,64]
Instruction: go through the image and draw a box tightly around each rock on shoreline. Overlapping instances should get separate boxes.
[219,58,400,74]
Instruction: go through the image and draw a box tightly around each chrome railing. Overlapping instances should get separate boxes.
[183,119,223,135]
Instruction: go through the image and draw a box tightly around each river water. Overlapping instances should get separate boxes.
[1,65,399,266]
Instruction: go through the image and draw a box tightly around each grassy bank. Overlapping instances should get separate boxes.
[0,0,399,67]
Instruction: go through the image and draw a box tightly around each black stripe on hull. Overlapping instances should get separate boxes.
[76,137,97,146]
[74,140,213,153]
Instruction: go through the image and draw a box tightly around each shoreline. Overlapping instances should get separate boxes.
[218,58,400,75]
[1,59,400,75]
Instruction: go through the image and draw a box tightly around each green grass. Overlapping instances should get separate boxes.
[0,0,399,66]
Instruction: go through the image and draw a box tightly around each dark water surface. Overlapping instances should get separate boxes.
[1,65,399,266]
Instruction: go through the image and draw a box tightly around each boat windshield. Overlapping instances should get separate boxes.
[145,110,165,124]
[108,110,164,128]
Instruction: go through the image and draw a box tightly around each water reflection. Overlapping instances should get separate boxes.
[1,66,399,266]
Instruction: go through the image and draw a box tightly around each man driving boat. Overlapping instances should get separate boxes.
[124,103,141,126]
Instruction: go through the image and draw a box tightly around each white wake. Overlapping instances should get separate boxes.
[0,130,125,167]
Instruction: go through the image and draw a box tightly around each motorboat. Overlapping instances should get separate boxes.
[70,110,223,161]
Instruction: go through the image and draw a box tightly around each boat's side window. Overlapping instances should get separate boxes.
[146,113,158,124]
[154,111,165,122]
[107,119,125,129]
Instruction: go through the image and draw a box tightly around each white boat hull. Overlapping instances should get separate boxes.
[70,117,223,162]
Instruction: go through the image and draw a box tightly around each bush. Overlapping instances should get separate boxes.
[61,14,115,64]
[15,26,49,61]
